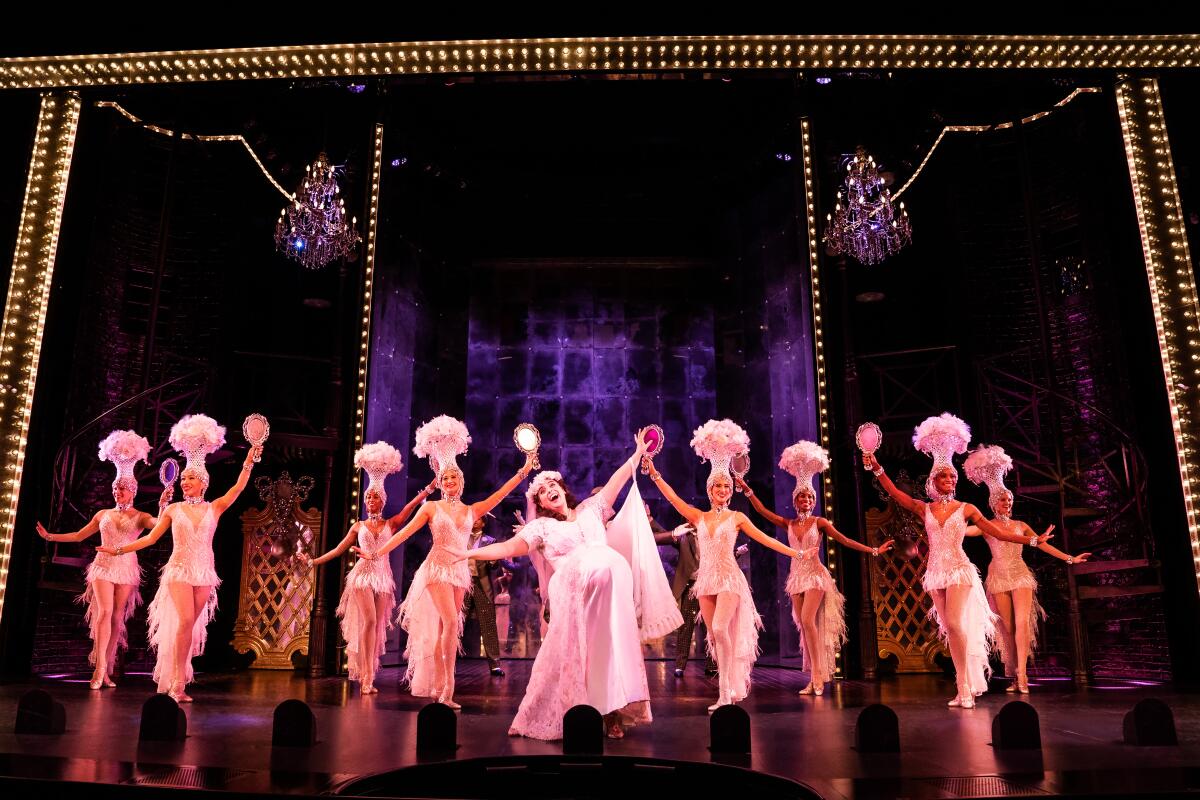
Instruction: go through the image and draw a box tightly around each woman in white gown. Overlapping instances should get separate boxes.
[455,428,680,740]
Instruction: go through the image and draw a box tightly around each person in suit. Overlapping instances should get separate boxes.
[463,514,506,676]
[649,502,718,677]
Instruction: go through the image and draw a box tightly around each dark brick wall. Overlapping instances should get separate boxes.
[460,264,719,642]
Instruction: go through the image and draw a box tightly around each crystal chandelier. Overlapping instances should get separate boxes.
[275,152,361,269]
[822,147,911,265]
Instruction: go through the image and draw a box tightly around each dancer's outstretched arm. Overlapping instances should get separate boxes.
[368,504,436,560]
[818,517,894,555]
[97,510,173,555]
[214,446,262,514]
[595,428,652,511]
[862,452,925,516]
[302,523,359,566]
[647,465,702,526]
[37,514,102,543]
[1015,518,1090,562]
[734,512,807,560]
[386,481,437,528]
[471,454,536,518]
[459,535,530,562]
[965,505,1053,546]
[734,477,789,528]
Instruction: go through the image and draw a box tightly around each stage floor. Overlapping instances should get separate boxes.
[1,661,1198,798]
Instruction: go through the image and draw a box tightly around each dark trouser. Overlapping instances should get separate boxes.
[463,577,501,668]
[675,581,717,672]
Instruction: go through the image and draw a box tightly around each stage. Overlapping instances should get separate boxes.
[1,662,1197,798]
[2,30,1200,800]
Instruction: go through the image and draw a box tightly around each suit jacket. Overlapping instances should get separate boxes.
[653,522,700,605]
[468,532,497,601]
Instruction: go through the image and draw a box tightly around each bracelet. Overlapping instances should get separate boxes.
[871,546,879,557]
[1029,535,1039,547]
[242,463,252,472]
[744,490,754,497]
[872,466,884,477]
[1066,556,1074,565]
[115,544,123,555]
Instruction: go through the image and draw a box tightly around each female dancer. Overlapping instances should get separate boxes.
[300,442,432,694]
[647,419,808,712]
[364,415,534,708]
[963,444,1090,693]
[98,415,259,702]
[456,428,679,739]
[737,439,893,696]
[37,429,165,689]
[862,413,1050,709]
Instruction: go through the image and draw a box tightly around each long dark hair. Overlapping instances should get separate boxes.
[533,479,580,521]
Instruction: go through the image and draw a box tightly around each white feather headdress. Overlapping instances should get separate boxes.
[413,415,471,480]
[168,414,226,483]
[778,440,830,498]
[691,419,750,487]
[354,441,404,502]
[98,429,151,490]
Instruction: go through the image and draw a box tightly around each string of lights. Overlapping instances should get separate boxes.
[97,101,293,201]
[0,93,81,627]
[892,87,1102,201]
[2,37,1196,90]
[1115,77,1200,593]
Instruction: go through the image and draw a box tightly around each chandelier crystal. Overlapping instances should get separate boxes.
[822,147,911,265]
[274,152,361,270]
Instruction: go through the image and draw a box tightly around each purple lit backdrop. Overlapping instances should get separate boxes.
[461,263,719,657]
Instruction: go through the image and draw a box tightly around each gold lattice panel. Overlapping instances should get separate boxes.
[867,503,948,672]
[232,473,319,669]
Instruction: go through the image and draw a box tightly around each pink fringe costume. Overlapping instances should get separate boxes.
[921,505,998,696]
[146,502,220,694]
[692,514,763,702]
[76,510,144,676]
[395,505,473,697]
[335,520,398,682]
[784,517,847,686]
[984,519,1046,673]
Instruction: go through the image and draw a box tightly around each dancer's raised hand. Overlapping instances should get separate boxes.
[633,427,652,459]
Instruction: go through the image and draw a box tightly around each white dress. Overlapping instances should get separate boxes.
[335,520,397,682]
[921,504,998,695]
[783,517,847,685]
[77,509,144,676]
[396,504,474,696]
[146,502,221,693]
[691,513,763,702]
[984,519,1046,672]
[509,495,651,740]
